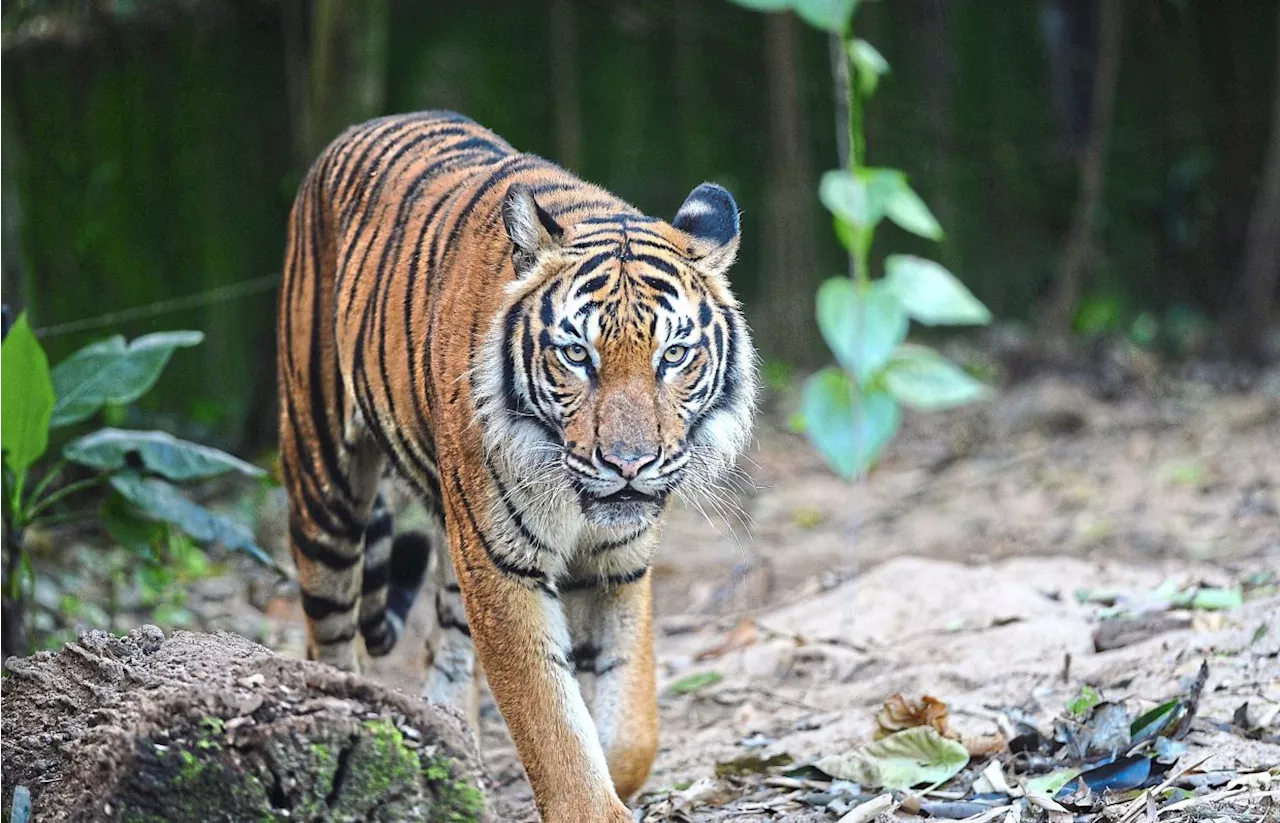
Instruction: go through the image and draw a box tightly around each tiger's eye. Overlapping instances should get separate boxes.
[562,343,590,364]
[663,345,689,364]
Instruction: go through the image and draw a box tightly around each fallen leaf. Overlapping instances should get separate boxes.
[817,727,970,790]
[876,693,954,739]
[1024,769,1079,799]
[694,618,759,661]
[667,670,723,695]
[962,732,1008,756]
[714,752,793,777]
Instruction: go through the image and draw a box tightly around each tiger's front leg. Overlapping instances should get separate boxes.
[565,573,659,801]
[446,522,631,822]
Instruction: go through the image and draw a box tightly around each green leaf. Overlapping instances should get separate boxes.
[50,331,203,428]
[793,0,857,33]
[1130,699,1182,745]
[1025,769,1079,799]
[1189,587,1242,611]
[884,180,944,240]
[668,670,723,695]
[814,727,969,790]
[64,429,265,481]
[849,38,889,97]
[882,344,992,411]
[816,278,907,382]
[820,170,878,228]
[1,313,56,480]
[108,471,273,566]
[800,369,901,480]
[1067,684,1102,717]
[884,255,992,326]
[728,0,792,9]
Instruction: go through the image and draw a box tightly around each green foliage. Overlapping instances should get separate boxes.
[65,429,265,481]
[881,345,992,411]
[1,322,272,655]
[734,0,993,479]
[50,331,203,428]
[816,278,906,383]
[2,314,56,490]
[885,256,991,326]
[800,369,900,480]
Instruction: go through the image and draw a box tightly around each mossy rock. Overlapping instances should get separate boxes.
[1,627,488,822]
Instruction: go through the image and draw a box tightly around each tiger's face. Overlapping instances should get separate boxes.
[479,183,757,529]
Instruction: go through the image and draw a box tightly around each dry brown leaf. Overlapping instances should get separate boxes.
[962,732,1008,756]
[876,693,955,739]
[694,618,759,661]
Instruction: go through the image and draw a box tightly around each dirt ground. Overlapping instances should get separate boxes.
[28,365,1280,820]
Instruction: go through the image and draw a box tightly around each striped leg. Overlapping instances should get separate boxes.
[566,576,659,801]
[286,448,383,671]
[423,552,481,736]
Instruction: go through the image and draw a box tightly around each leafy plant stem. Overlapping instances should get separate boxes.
[842,28,870,288]
[23,459,67,519]
[25,476,105,523]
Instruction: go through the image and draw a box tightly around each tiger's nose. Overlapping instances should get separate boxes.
[598,445,660,480]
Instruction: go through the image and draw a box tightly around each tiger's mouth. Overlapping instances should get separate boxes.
[591,488,662,505]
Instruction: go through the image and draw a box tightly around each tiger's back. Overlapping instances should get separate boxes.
[279,111,756,822]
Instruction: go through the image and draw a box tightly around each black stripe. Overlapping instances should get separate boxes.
[301,591,357,621]
[559,566,649,591]
[290,520,362,571]
[450,469,551,588]
[591,528,649,555]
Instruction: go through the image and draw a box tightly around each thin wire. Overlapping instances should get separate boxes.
[33,272,282,339]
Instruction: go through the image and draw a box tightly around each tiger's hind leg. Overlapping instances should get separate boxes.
[423,542,481,737]
[358,495,430,656]
[282,419,385,672]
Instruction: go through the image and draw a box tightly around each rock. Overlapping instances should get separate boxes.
[1,626,488,822]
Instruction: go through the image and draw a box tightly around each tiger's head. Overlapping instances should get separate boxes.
[476,181,758,529]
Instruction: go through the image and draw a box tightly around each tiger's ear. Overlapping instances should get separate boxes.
[503,183,564,274]
[672,183,740,277]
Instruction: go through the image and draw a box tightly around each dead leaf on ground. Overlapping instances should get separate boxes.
[694,618,759,661]
[876,693,955,739]
[714,752,793,777]
[962,732,1008,756]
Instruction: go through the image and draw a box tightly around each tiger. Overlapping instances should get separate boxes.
[277,110,757,822]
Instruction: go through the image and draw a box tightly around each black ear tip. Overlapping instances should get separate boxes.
[673,182,740,246]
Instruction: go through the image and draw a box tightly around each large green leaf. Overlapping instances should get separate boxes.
[727,0,792,9]
[884,255,992,326]
[64,429,265,481]
[108,471,272,566]
[882,344,992,411]
[849,38,889,97]
[816,278,907,383]
[800,368,900,479]
[1,313,55,480]
[793,0,858,32]
[50,331,203,428]
[814,727,970,790]
[883,179,943,240]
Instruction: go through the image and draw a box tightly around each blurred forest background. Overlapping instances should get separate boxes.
[2,0,1278,456]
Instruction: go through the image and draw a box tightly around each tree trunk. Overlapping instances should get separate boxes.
[1,627,488,823]
[1232,10,1280,358]
[758,13,819,365]
[1043,0,1124,333]
[282,0,390,169]
[549,0,583,173]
